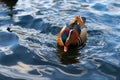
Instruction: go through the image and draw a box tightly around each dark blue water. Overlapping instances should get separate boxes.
[0,0,120,80]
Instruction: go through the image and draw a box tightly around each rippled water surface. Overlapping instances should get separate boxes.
[0,0,120,80]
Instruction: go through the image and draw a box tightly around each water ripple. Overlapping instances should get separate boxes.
[0,0,120,80]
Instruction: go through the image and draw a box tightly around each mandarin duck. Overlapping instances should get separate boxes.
[57,16,87,52]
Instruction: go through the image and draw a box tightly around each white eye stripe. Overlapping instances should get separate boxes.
[66,29,74,41]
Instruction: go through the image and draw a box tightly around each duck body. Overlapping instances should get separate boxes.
[57,16,87,52]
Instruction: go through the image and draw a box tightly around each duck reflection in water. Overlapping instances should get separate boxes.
[0,0,18,10]
[0,0,18,18]
[57,46,81,65]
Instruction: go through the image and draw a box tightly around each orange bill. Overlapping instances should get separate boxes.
[64,46,68,52]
